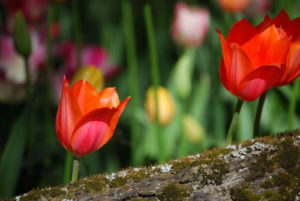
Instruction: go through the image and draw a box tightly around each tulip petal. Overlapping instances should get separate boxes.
[271,10,290,28]
[71,108,117,157]
[242,25,290,67]
[98,87,120,108]
[257,11,290,33]
[217,31,254,93]
[98,97,130,148]
[256,15,271,33]
[226,18,257,45]
[71,80,101,115]
[282,41,300,84]
[285,17,300,40]
[56,77,82,152]
[219,59,230,92]
[239,65,283,101]
[70,97,130,156]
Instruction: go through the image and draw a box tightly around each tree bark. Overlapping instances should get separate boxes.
[5,130,300,201]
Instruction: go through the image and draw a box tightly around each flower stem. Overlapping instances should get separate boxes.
[143,3,163,161]
[227,99,244,144]
[45,2,54,80]
[71,157,80,182]
[63,152,73,184]
[71,0,82,68]
[253,92,267,137]
[24,56,32,98]
[289,79,300,129]
[122,0,142,166]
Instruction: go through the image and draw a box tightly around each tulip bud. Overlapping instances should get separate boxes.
[171,2,209,47]
[71,65,104,92]
[173,48,196,99]
[218,0,251,12]
[182,114,205,144]
[12,12,32,58]
[244,0,270,16]
[145,86,175,126]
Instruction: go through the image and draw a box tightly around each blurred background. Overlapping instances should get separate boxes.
[0,0,300,198]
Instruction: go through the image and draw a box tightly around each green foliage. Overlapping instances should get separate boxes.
[12,12,32,58]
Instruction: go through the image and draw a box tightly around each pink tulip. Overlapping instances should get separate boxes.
[171,2,210,47]
[0,31,46,102]
[55,42,118,77]
[1,0,48,25]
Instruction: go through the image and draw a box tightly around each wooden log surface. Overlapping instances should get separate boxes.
[3,130,300,201]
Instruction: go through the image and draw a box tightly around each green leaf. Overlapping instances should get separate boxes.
[0,109,28,197]
[172,48,196,99]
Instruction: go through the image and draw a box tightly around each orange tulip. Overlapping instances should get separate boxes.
[217,10,300,101]
[218,0,251,12]
[55,77,130,157]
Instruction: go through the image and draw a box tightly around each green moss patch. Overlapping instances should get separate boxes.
[230,185,262,201]
[157,183,188,201]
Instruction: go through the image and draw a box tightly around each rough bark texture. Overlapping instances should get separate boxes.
[4,130,300,201]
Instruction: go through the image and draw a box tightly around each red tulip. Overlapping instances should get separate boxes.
[217,10,300,101]
[55,77,130,157]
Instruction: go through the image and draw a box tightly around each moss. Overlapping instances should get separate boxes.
[246,150,275,181]
[262,190,284,201]
[260,172,291,189]
[47,187,65,197]
[20,189,42,201]
[170,146,232,175]
[171,157,204,174]
[19,186,67,201]
[275,138,300,171]
[126,169,148,183]
[201,147,232,159]
[109,176,128,188]
[80,180,106,192]
[130,198,148,201]
[240,139,255,147]
[230,186,262,201]
[157,183,188,201]
[108,169,148,188]
[276,129,300,138]
[198,159,229,185]
[243,136,300,201]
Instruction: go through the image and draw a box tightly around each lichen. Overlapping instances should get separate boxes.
[157,183,188,201]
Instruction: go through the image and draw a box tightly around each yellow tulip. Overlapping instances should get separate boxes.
[145,86,175,126]
[71,65,104,92]
[182,114,205,144]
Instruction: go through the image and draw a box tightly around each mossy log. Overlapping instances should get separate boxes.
[4,130,300,201]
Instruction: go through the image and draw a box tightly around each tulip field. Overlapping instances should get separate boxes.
[1,0,300,198]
